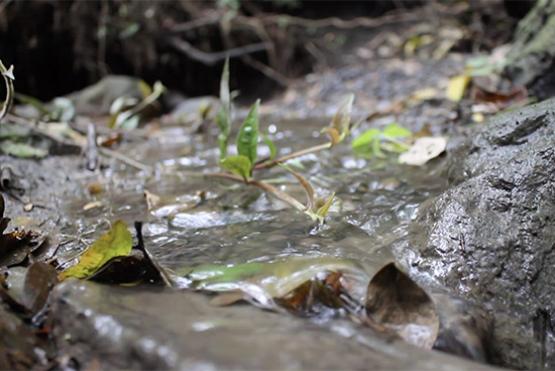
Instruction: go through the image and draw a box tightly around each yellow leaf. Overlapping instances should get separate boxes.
[59,220,133,280]
[446,75,470,102]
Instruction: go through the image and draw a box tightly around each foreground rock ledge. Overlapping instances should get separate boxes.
[49,280,497,370]
[409,98,555,369]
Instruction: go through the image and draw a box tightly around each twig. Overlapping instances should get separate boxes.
[98,147,152,173]
[6,113,152,173]
[169,37,270,65]
[206,172,306,212]
[169,14,221,33]
[254,142,332,170]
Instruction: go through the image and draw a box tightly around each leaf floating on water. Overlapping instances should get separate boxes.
[399,136,447,166]
[59,220,132,280]
[220,155,252,181]
[447,74,470,102]
[366,263,439,349]
[183,256,367,309]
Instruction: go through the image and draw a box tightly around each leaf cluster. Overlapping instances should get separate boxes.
[214,59,354,223]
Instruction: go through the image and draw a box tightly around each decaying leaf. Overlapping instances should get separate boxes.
[22,262,58,314]
[446,74,470,102]
[327,93,354,144]
[59,220,132,280]
[398,136,447,166]
[366,263,439,349]
[0,211,46,268]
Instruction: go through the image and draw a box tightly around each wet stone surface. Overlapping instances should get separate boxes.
[49,280,498,371]
[407,98,555,369]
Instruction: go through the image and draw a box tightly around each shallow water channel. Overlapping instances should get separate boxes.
[50,118,494,369]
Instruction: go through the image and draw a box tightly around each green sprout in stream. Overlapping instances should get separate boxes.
[210,59,354,224]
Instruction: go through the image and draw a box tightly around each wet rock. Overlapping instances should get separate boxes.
[0,304,43,369]
[49,280,497,370]
[409,98,555,369]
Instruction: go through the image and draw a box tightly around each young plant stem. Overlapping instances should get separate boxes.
[254,142,332,170]
[206,172,306,212]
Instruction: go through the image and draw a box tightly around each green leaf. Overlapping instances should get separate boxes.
[352,124,411,158]
[382,123,411,139]
[1,141,48,158]
[262,132,277,160]
[59,220,133,280]
[220,155,252,181]
[236,99,260,167]
[351,128,380,153]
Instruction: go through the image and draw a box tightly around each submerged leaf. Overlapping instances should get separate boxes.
[220,155,252,181]
[236,99,260,167]
[59,220,132,280]
[366,263,439,349]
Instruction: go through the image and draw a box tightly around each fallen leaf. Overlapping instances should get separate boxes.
[366,263,439,349]
[22,262,58,314]
[446,75,470,102]
[399,137,447,166]
[59,220,132,280]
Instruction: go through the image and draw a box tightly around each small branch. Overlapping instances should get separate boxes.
[254,142,332,170]
[6,113,152,174]
[169,14,221,33]
[205,172,306,212]
[169,37,270,65]
[99,147,152,173]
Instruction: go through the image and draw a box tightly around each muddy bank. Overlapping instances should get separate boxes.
[407,98,555,369]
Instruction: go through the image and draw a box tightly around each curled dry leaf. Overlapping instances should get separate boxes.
[398,136,447,166]
[366,263,439,349]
